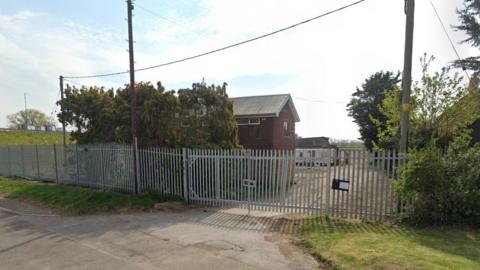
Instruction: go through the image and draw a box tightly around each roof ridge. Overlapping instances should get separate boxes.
[230,93,291,99]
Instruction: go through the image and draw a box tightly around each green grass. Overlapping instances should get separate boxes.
[0,176,181,215]
[0,130,71,145]
[299,217,480,270]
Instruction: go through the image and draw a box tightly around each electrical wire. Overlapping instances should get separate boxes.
[428,0,470,80]
[49,90,62,118]
[135,3,210,40]
[63,0,367,79]
[63,78,87,87]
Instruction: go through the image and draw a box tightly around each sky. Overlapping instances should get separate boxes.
[0,0,478,140]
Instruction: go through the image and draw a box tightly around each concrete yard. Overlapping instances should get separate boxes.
[0,198,318,270]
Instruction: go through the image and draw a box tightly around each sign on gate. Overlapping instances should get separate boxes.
[242,179,256,188]
[332,179,350,191]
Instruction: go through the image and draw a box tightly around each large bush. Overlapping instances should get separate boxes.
[58,81,239,148]
[396,131,480,225]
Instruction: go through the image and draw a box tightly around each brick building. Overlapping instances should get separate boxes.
[231,94,300,150]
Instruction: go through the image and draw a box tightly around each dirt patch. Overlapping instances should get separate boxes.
[257,214,307,233]
[190,240,245,252]
[265,234,323,270]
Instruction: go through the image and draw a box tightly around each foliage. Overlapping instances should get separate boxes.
[58,81,239,148]
[374,55,466,151]
[115,82,181,146]
[347,71,400,150]
[59,85,118,144]
[372,85,402,150]
[438,75,480,137]
[177,82,239,148]
[7,109,56,129]
[300,216,480,270]
[0,131,70,145]
[396,129,480,226]
[454,0,480,73]
[0,176,181,215]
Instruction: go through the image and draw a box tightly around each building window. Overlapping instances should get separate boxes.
[249,125,261,138]
[237,118,260,125]
[283,121,289,136]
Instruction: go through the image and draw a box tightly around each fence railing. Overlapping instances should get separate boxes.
[0,144,181,195]
[0,144,405,220]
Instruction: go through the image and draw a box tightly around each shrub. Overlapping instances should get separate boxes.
[396,131,480,226]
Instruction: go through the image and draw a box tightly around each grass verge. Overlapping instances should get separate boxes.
[0,176,182,215]
[0,130,72,145]
[299,216,480,270]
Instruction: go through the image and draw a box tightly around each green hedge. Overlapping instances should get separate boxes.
[396,132,480,226]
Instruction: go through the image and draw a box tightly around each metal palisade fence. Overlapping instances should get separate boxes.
[0,145,405,220]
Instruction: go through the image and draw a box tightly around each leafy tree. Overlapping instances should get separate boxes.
[115,82,181,147]
[178,82,239,149]
[347,71,400,150]
[58,81,239,148]
[454,0,480,73]
[58,85,118,144]
[374,55,466,150]
[7,109,56,129]
[372,85,402,150]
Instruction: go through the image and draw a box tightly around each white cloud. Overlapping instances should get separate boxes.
[1,0,478,140]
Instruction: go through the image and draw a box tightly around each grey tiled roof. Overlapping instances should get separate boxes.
[230,94,300,122]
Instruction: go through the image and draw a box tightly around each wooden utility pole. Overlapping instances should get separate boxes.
[400,0,415,153]
[127,0,139,193]
[59,75,67,146]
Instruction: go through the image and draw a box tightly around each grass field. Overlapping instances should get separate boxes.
[299,217,480,270]
[0,177,181,215]
[0,130,71,145]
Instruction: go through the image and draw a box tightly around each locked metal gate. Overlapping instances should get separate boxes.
[186,148,403,220]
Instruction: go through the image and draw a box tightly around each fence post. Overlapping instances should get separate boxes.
[20,145,25,178]
[182,148,188,204]
[325,149,332,216]
[134,140,140,193]
[7,146,12,176]
[35,144,40,178]
[215,151,220,201]
[75,144,80,184]
[100,145,105,191]
[53,144,59,184]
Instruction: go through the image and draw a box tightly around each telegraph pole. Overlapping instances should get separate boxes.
[59,76,67,146]
[127,0,139,193]
[400,0,415,153]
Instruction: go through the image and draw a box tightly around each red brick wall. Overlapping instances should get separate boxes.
[237,117,274,149]
[271,106,296,150]
[237,105,296,150]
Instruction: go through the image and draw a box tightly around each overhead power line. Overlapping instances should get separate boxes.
[64,0,367,79]
[135,3,209,40]
[428,0,469,79]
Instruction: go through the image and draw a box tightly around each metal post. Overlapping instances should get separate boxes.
[35,144,40,178]
[100,145,105,191]
[134,138,140,193]
[400,0,415,153]
[7,146,12,176]
[59,76,67,147]
[75,144,80,184]
[20,145,25,178]
[182,148,189,204]
[53,144,59,183]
